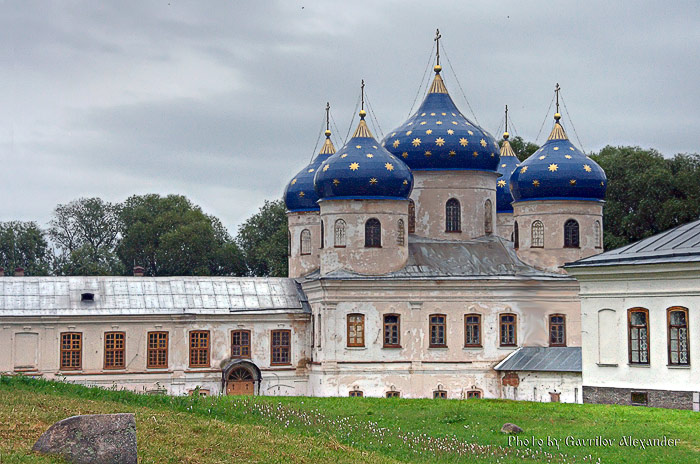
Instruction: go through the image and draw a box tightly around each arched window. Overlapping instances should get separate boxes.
[668,307,689,365]
[484,199,493,235]
[408,199,416,234]
[564,219,579,248]
[445,198,461,232]
[531,220,544,248]
[500,313,517,347]
[594,220,602,249]
[334,219,346,247]
[513,221,519,249]
[549,314,566,346]
[397,219,405,246]
[320,220,324,249]
[300,229,311,255]
[365,218,381,248]
[628,308,649,364]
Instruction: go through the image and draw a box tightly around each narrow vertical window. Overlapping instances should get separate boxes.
[668,307,689,366]
[514,221,519,249]
[147,331,168,369]
[484,199,493,235]
[383,314,400,348]
[189,330,210,367]
[500,314,517,347]
[316,313,322,348]
[408,199,416,234]
[271,330,291,365]
[429,314,447,347]
[347,314,365,347]
[104,332,125,369]
[232,330,251,359]
[287,230,291,256]
[549,314,566,347]
[397,219,405,246]
[628,308,649,364]
[320,221,324,249]
[465,314,481,347]
[564,219,579,248]
[300,229,311,255]
[445,198,461,232]
[531,220,544,248]
[594,220,602,248]
[60,332,82,370]
[334,219,346,247]
[365,218,381,247]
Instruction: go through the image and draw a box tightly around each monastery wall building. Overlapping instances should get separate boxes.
[1,41,614,403]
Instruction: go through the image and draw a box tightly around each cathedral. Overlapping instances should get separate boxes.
[0,39,611,403]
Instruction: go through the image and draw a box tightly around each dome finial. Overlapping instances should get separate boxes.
[325,102,331,137]
[503,104,509,140]
[433,28,442,73]
[359,80,367,119]
[554,83,561,121]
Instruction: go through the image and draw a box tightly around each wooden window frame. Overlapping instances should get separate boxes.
[334,219,346,248]
[349,390,364,397]
[347,314,365,348]
[631,391,648,406]
[231,329,252,359]
[531,220,544,248]
[464,313,482,347]
[445,198,461,233]
[433,390,447,399]
[466,390,481,399]
[271,329,291,366]
[564,219,580,248]
[60,332,82,371]
[300,229,311,255]
[364,218,382,248]
[408,199,416,234]
[429,314,447,348]
[386,391,400,398]
[667,306,690,366]
[549,314,567,347]
[594,220,602,249]
[383,314,401,348]
[189,330,210,368]
[628,308,650,365]
[147,331,168,369]
[104,331,126,370]
[397,219,405,246]
[484,199,493,235]
[500,313,517,347]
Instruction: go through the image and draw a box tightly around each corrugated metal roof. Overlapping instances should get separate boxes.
[0,277,308,316]
[566,218,700,268]
[494,347,581,372]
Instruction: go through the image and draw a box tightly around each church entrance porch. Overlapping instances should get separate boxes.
[221,359,261,396]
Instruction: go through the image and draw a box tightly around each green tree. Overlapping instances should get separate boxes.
[236,199,288,277]
[117,194,245,276]
[499,136,540,162]
[49,197,123,275]
[0,221,52,275]
[591,147,700,250]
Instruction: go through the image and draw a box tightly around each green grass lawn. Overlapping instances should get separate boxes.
[1,376,698,463]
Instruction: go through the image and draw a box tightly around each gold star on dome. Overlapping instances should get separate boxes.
[468,131,474,136]
[601,181,605,186]
[442,112,446,116]
[333,179,340,185]
[291,179,297,185]
[533,180,540,187]
[391,132,396,137]
[420,121,427,125]
[373,145,377,149]
[366,153,374,158]
[539,155,546,160]
[447,129,454,135]
[498,179,506,187]
[369,178,378,185]
[425,151,432,157]
[406,130,413,136]
[356,145,361,149]
[402,152,408,158]
[385,162,394,171]
[299,191,305,197]
[436,121,443,125]
[452,121,458,125]
[349,162,360,171]
[490,152,495,157]
[548,164,558,172]
[480,139,487,147]
[392,140,400,148]
[459,138,468,147]
[341,154,348,158]
[565,155,572,159]
[426,129,433,135]
[412,138,421,147]
[501,164,506,167]
[520,166,528,173]
[403,180,408,185]
[323,164,330,172]
[554,147,559,151]
[308,168,315,173]
[448,150,456,157]
[452,113,456,116]
[430,112,436,116]
[421,112,426,116]
[407,122,413,125]
[570,179,577,185]
[570,147,575,151]
[473,151,479,157]
[435,137,445,146]
[583,164,592,172]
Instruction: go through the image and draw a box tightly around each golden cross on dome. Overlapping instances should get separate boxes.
[361,80,365,111]
[505,105,508,134]
[325,102,330,131]
[555,83,561,115]
[434,28,442,66]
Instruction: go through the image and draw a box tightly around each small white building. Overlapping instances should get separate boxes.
[565,219,700,410]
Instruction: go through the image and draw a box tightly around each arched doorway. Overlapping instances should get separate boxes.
[221,359,261,396]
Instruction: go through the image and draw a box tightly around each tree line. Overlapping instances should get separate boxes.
[2,145,699,277]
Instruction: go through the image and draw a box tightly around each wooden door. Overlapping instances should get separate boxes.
[226,380,254,395]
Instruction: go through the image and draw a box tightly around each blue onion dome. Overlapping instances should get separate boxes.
[496,131,521,213]
[510,113,607,202]
[284,129,336,212]
[382,66,500,171]
[314,110,413,200]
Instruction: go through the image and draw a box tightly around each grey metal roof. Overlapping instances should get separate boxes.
[565,218,700,268]
[313,235,569,280]
[494,347,582,372]
[0,277,308,317]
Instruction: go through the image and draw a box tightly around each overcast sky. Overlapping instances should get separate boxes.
[2,1,699,234]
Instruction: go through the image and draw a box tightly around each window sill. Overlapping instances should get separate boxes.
[667,364,691,369]
[463,346,483,350]
[628,363,651,368]
[429,345,448,349]
[445,230,462,234]
[103,367,127,371]
[270,364,292,367]
[596,363,618,367]
[498,346,518,350]
[346,346,367,350]
[383,345,402,349]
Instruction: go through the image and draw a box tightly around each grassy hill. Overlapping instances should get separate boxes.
[1,376,698,463]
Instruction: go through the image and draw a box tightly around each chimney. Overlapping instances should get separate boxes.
[133,266,145,277]
[14,267,24,277]
[0,267,4,277]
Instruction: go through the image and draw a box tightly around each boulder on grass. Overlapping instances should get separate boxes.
[33,413,137,464]
[500,422,523,434]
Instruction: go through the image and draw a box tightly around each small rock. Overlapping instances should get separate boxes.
[33,413,137,464]
[500,422,523,434]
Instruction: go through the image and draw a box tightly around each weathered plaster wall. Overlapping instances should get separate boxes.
[411,171,498,240]
[513,200,603,273]
[288,212,321,278]
[500,371,582,403]
[496,212,514,241]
